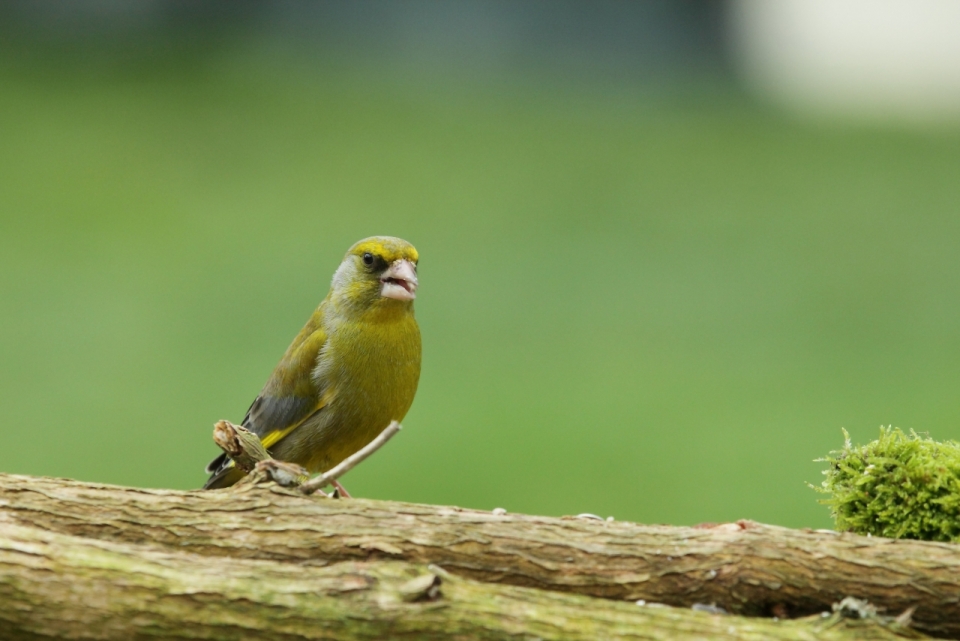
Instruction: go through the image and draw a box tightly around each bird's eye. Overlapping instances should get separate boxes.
[362,253,374,266]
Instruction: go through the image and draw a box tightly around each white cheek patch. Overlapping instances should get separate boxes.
[331,260,354,291]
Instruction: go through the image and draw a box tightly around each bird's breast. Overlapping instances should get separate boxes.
[315,310,421,444]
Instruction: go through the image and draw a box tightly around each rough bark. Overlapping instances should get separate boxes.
[0,473,955,637]
[0,520,919,641]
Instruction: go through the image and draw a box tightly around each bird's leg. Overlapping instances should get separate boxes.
[331,479,352,498]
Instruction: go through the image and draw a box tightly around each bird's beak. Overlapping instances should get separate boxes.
[380,259,418,301]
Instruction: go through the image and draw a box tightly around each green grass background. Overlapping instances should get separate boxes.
[2,50,959,529]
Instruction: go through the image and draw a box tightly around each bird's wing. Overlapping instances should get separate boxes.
[241,395,319,447]
[204,325,329,476]
[245,325,331,447]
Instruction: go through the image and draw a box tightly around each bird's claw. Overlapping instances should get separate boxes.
[331,479,352,498]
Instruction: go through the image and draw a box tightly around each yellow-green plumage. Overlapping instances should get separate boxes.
[204,236,421,489]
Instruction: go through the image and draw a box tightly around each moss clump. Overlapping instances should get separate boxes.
[816,427,960,541]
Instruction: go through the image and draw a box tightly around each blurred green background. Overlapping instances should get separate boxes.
[1,1,959,529]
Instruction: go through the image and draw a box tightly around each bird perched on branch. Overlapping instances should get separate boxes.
[203,236,421,490]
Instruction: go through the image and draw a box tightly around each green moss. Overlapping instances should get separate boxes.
[816,427,960,541]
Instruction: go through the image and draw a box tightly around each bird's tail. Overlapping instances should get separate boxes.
[202,455,247,490]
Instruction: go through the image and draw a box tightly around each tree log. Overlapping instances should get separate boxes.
[0,520,920,640]
[0,473,956,637]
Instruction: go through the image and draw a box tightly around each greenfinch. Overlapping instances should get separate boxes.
[204,236,421,490]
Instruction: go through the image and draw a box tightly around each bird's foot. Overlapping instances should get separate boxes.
[331,479,352,498]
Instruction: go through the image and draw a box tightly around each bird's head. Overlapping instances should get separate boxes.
[330,236,419,310]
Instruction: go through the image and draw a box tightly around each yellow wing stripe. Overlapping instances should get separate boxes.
[258,392,333,451]
[260,423,301,450]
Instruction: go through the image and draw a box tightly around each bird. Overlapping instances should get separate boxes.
[203,236,421,490]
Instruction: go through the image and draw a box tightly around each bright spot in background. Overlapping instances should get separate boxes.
[729,0,960,124]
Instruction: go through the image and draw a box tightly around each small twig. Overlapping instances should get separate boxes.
[212,420,270,472]
[213,419,400,496]
[299,421,402,495]
[250,459,310,488]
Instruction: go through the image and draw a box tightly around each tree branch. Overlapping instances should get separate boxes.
[0,518,919,640]
[0,474,957,638]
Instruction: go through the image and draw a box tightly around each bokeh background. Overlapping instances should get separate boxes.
[2,0,959,529]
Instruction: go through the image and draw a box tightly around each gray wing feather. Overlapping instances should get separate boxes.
[242,394,317,438]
